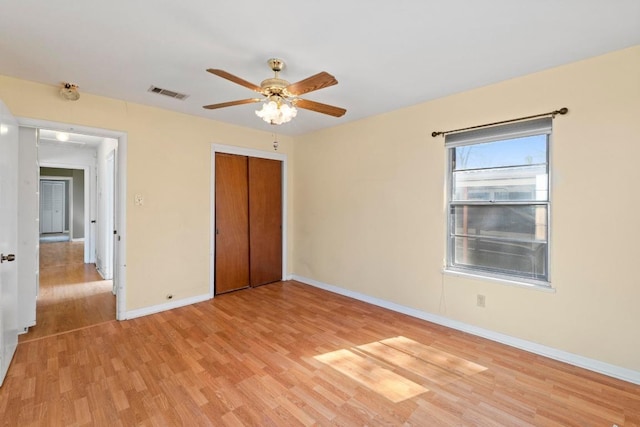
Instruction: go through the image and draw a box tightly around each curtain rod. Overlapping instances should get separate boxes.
[431,107,568,138]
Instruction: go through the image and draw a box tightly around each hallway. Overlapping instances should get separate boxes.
[19,241,115,342]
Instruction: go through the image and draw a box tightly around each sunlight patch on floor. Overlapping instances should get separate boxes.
[314,336,487,403]
[315,348,428,403]
[377,336,487,378]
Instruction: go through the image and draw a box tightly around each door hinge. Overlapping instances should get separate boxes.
[1,253,16,263]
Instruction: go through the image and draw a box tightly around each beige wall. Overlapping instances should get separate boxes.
[293,46,640,372]
[0,75,295,311]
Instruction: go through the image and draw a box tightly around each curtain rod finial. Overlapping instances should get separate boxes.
[558,107,568,115]
[432,131,442,137]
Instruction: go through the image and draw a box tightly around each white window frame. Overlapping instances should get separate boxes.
[445,118,552,288]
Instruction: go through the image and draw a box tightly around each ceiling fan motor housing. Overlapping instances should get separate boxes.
[260,78,290,96]
[262,59,289,96]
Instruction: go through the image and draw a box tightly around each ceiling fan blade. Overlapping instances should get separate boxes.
[286,72,338,96]
[207,69,262,92]
[294,99,346,117]
[203,98,262,110]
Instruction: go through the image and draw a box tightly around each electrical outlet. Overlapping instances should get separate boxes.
[477,294,486,308]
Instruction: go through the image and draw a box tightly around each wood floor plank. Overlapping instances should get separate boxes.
[1,280,639,425]
[20,241,115,342]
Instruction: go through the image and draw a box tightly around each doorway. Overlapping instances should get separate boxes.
[19,131,119,341]
[16,118,127,339]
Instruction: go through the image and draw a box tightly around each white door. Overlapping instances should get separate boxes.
[40,180,65,233]
[105,152,115,281]
[0,100,19,386]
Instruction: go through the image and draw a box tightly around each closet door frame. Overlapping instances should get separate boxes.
[210,144,287,298]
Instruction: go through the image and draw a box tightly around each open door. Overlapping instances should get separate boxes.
[0,100,19,386]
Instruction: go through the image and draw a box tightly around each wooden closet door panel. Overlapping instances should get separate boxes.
[215,153,250,294]
[248,157,282,287]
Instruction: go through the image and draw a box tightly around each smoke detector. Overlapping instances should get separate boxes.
[60,83,80,101]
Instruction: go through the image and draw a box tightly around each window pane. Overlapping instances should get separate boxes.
[452,164,548,201]
[452,237,547,280]
[453,135,547,171]
[451,205,547,243]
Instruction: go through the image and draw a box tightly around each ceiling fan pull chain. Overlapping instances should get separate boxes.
[273,132,279,151]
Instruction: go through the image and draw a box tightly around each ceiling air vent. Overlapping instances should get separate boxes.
[148,85,189,100]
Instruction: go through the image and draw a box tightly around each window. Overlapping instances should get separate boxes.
[446,118,551,285]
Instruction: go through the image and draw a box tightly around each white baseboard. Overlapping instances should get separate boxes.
[95,265,106,280]
[18,320,36,335]
[291,275,640,386]
[123,293,210,320]
[71,238,85,242]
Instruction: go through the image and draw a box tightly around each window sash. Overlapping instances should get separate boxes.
[451,167,549,202]
[450,204,549,244]
[450,201,548,206]
[450,236,548,281]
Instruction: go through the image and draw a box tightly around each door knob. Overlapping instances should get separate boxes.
[1,253,15,263]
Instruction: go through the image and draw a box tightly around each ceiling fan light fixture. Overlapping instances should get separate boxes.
[255,96,297,125]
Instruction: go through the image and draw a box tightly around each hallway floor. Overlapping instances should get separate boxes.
[19,241,115,342]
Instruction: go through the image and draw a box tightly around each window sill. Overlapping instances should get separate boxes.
[442,268,556,293]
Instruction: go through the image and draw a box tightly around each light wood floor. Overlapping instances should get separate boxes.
[19,241,115,342]
[2,280,639,426]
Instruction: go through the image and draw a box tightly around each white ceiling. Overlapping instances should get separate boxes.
[1,1,638,136]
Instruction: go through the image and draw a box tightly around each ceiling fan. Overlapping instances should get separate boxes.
[203,58,346,125]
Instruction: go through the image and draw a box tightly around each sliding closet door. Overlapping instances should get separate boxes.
[248,157,282,286]
[215,153,250,294]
